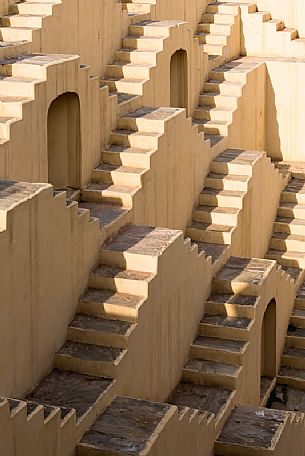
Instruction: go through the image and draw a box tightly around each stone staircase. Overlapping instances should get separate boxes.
[80,107,181,240]
[101,19,183,116]
[196,1,245,69]
[277,279,305,390]
[0,0,60,54]
[193,60,259,146]
[167,257,272,431]
[0,225,182,451]
[187,149,261,272]
[267,173,305,283]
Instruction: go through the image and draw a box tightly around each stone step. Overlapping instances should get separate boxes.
[198,22,231,35]
[102,144,154,168]
[210,149,260,175]
[123,35,166,51]
[99,225,180,273]
[55,341,127,379]
[77,397,175,456]
[125,3,151,14]
[81,182,138,208]
[290,308,305,328]
[282,346,305,369]
[193,205,239,225]
[117,92,142,116]
[0,26,36,41]
[183,358,241,389]
[114,48,158,65]
[186,221,234,244]
[278,366,305,389]
[199,187,244,208]
[106,61,152,80]
[281,178,305,204]
[78,202,130,235]
[278,202,305,219]
[89,264,154,296]
[287,326,305,349]
[117,107,177,133]
[205,172,249,191]
[110,129,160,149]
[194,106,234,122]
[215,405,287,454]
[199,92,237,108]
[205,133,225,147]
[191,336,248,364]
[270,232,305,252]
[127,11,151,25]
[213,257,274,295]
[193,242,230,272]
[10,2,58,15]
[198,314,252,341]
[170,381,234,416]
[203,43,224,56]
[0,13,46,28]
[266,249,305,268]
[248,10,271,23]
[203,80,243,96]
[196,31,227,46]
[101,76,146,95]
[195,118,229,136]
[80,289,144,323]
[274,217,305,236]
[209,67,248,83]
[202,13,236,25]
[68,314,135,349]
[128,21,172,37]
[0,94,32,117]
[205,293,258,319]
[0,75,40,97]
[91,163,147,187]
[26,369,114,422]
[206,3,241,15]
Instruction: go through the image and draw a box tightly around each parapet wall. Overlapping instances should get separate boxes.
[0,182,100,397]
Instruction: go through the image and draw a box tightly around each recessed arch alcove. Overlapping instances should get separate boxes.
[47,92,81,190]
[170,49,188,113]
[261,298,277,380]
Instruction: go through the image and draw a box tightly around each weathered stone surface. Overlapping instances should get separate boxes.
[217,405,286,448]
[26,369,112,418]
[80,396,171,454]
[170,382,232,415]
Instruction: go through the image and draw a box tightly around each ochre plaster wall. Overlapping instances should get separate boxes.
[265,60,305,162]
[0,184,100,397]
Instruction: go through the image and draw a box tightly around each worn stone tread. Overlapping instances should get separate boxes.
[79,396,172,454]
[26,369,113,419]
[103,225,180,255]
[57,341,124,363]
[70,314,133,335]
[193,336,246,352]
[170,382,232,415]
[184,358,239,376]
[216,405,286,448]
[201,314,251,329]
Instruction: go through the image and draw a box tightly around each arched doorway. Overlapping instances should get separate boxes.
[261,299,276,378]
[47,92,80,190]
[170,49,188,113]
